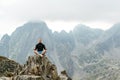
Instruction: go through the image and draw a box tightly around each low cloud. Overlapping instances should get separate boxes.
[0,0,120,22]
[0,0,119,35]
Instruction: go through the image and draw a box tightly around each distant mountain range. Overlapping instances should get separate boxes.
[0,21,120,80]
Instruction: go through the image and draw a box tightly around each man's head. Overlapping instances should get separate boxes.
[38,38,42,43]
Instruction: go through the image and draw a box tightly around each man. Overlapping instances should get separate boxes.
[34,39,47,57]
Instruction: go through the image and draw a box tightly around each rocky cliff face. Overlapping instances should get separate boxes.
[0,55,71,80]
[0,34,10,57]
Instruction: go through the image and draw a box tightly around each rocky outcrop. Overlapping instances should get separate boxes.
[16,55,59,80]
[0,56,22,77]
[59,70,72,80]
[0,55,71,80]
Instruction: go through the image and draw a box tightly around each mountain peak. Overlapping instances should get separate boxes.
[74,24,90,30]
[74,24,103,32]
[109,23,120,31]
[24,21,46,25]
[12,21,50,37]
[105,23,120,36]
[0,34,10,43]
[22,21,47,29]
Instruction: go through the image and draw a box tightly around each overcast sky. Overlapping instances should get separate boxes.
[0,0,120,36]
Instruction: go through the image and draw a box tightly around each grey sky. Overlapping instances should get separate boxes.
[0,0,120,35]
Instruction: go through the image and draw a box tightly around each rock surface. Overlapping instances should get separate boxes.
[0,55,71,80]
[0,56,22,77]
